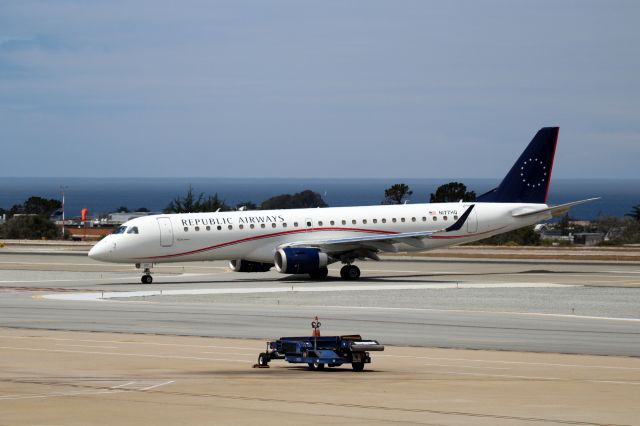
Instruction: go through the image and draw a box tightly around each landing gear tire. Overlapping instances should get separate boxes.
[308,267,329,280]
[352,362,365,372]
[340,265,360,281]
[141,275,153,284]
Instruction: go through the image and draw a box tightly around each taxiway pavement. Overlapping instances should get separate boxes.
[0,251,638,356]
[1,328,639,426]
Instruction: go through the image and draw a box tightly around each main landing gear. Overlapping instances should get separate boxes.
[340,264,360,281]
[136,263,153,284]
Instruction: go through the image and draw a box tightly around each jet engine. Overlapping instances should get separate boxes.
[274,247,328,274]
[228,259,273,273]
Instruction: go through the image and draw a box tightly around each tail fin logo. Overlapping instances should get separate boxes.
[520,157,548,188]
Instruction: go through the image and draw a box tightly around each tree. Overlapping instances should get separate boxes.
[135,207,150,212]
[9,196,62,218]
[596,215,640,245]
[164,186,229,213]
[115,206,130,213]
[556,213,573,235]
[382,183,413,204]
[1,215,61,240]
[429,182,476,203]
[474,225,540,246]
[260,190,328,210]
[626,204,640,222]
[236,201,258,211]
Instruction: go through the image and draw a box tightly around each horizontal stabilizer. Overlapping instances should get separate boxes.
[511,198,600,218]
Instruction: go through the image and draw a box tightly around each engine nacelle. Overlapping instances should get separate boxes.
[229,259,273,273]
[274,247,328,274]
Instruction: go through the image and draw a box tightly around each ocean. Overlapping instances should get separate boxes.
[0,177,638,220]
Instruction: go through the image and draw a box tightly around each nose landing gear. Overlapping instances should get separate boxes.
[136,263,154,284]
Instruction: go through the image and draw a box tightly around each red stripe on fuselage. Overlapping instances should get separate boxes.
[138,227,398,260]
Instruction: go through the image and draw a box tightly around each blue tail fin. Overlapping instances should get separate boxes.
[476,127,558,204]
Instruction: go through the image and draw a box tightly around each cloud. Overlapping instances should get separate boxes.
[0,1,639,177]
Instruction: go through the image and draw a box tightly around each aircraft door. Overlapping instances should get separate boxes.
[157,217,174,247]
[465,206,478,233]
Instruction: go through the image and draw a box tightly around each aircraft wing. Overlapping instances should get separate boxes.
[511,198,600,218]
[280,205,475,254]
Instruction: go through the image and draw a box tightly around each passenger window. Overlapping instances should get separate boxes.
[352,219,356,225]
[113,226,127,234]
[342,220,346,225]
[206,226,211,231]
[294,222,299,227]
[382,218,387,223]
[432,216,437,221]
[261,223,266,228]
[228,225,233,230]
[183,227,188,232]
[217,225,222,231]
[422,217,427,222]
[272,223,276,228]
[373,219,377,224]
[127,226,139,234]
[454,215,459,220]
[330,220,335,226]
[282,223,287,228]
[250,224,255,229]
[392,218,397,223]
[195,226,200,231]
[307,221,312,227]
[401,218,406,223]
[411,217,416,222]
[363,219,367,224]
[239,224,244,230]
[318,221,323,226]
[443,216,448,221]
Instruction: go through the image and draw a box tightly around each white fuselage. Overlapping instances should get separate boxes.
[88,202,551,264]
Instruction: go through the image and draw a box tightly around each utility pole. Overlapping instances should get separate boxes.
[60,186,68,239]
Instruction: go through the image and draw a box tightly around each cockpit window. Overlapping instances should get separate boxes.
[113,226,127,234]
[127,226,139,234]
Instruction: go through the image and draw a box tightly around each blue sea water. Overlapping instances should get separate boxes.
[0,177,638,220]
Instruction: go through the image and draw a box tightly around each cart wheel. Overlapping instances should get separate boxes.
[352,362,365,372]
[258,353,269,366]
[308,361,325,370]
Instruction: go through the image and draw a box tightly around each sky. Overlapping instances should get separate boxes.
[0,0,639,178]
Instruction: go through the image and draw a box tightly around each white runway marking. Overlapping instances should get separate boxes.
[138,380,175,391]
[42,282,576,301]
[0,380,176,401]
[298,303,640,322]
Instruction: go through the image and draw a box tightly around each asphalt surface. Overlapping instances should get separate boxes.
[3,328,639,426]
[0,251,639,356]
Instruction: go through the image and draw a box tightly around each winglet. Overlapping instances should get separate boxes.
[445,205,474,232]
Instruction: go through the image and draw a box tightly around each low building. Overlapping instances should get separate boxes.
[573,232,605,246]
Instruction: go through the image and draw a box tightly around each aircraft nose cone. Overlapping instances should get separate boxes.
[88,240,111,261]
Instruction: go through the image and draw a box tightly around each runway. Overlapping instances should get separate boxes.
[0,251,638,356]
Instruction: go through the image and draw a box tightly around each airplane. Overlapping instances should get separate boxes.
[89,127,597,283]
